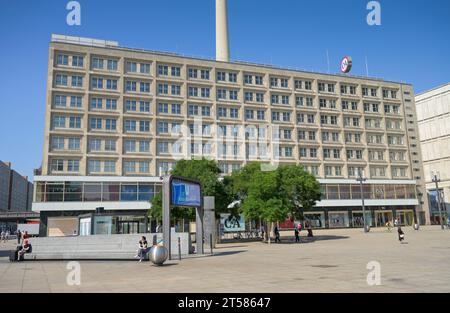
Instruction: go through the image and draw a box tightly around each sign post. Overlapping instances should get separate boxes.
[162,175,203,260]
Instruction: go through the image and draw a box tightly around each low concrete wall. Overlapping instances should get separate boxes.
[24,233,190,260]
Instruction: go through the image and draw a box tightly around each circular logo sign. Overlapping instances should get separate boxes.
[341,56,353,73]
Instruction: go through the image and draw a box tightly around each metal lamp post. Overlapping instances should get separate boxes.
[357,169,369,233]
[431,171,445,230]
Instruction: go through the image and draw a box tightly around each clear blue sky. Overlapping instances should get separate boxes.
[0,0,449,179]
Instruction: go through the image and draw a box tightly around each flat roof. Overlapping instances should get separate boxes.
[51,34,411,86]
[415,82,450,98]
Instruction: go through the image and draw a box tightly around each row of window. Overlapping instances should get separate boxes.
[55,54,400,100]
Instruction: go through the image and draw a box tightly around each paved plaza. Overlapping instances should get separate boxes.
[0,226,449,293]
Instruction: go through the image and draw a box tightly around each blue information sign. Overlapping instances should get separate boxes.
[171,179,201,207]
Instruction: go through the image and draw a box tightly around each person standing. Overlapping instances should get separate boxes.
[305,221,314,237]
[6,230,10,242]
[260,225,265,241]
[274,226,281,243]
[16,229,21,245]
[294,226,300,243]
[1,230,5,243]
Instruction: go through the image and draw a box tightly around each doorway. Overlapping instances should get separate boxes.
[375,211,393,227]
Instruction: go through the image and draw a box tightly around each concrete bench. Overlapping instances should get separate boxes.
[23,233,190,260]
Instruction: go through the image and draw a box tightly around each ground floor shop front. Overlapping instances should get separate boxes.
[301,206,419,229]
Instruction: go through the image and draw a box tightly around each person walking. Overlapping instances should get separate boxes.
[16,229,21,245]
[305,221,314,237]
[294,226,300,243]
[6,230,10,242]
[260,225,265,241]
[397,226,405,243]
[1,230,5,243]
[274,226,281,243]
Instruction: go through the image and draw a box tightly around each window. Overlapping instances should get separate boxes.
[52,137,65,150]
[188,104,199,116]
[139,121,150,132]
[230,108,239,119]
[88,160,101,173]
[256,93,264,103]
[217,71,226,81]
[139,162,150,173]
[188,68,198,78]
[157,121,169,134]
[140,141,150,153]
[201,69,210,80]
[55,74,68,86]
[140,101,150,112]
[201,106,211,116]
[69,116,81,129]
[106,79,117,90]
[270,77,278,87]
[255,75,263,85]
[140,63,150,74]
[105,119,116,131]
[189,87,199,97]
[70,96,82,108]
[126,81,137,92]
[89,139,102,151]
[171,103,181,115]
[157,142,169,154]
[72,56,83,67]
[71,76,83,87]
[56,54,68,65]
[91,77,103,89]
[51,159,64,172]
[107,59,118,71]
[54,95,67,107]
[245,92,254,102]
[68,138,80,150]
[171,66,181,77]
[104,161,115,173]
[244,74,253,84]
[229,73,237,83]
[201,88,210,98]
[229,90,238,100]
[104,140,116,151]
[280,78,288,88]
[90,118,102,130]
[172,85,181,96]
[124,140,136,153]
[245,110,254,120]
[257,110,265,120]
[126,61,137,73]
[92,58,104,69]
[158,65,168,76]
[125,100,137,112]
[67,160,79,172]
[217,89,226,99]
[125,120,137,132]
[158,103,169,114]
[124,161,136,173]
[140,82,150,93]
[158,84,169,95]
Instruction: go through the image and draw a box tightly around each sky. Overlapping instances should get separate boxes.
[0,0,449,179]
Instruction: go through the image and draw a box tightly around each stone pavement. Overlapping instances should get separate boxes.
[0,226,449,293]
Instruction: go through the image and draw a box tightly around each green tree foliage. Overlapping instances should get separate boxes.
[233,163,321,223]
[149,158,234,221]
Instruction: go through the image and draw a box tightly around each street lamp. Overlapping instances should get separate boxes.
[431,171,445,230]
[357,169,370,233]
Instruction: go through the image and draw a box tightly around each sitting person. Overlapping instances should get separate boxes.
[17,239,32,261]
[134,236,149,262]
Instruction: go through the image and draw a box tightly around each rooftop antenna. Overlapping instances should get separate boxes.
[216,0,230,62]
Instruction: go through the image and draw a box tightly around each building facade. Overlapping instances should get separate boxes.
[33,34,429,236]
[0,161,35,231]
[416,83,450,224]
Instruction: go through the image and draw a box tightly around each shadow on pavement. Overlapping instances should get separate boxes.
[263,235,350,245]
[210,250,247,257]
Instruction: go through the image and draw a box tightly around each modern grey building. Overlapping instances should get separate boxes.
[0,161,36,231]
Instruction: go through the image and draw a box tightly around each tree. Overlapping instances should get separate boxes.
[232,163,322,240]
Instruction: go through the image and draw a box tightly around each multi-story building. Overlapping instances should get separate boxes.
[0,161,36,231]
[32,34,429,236]
[416,83,450,224]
